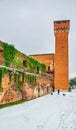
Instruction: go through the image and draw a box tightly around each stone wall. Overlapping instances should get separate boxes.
[0,73,52,105]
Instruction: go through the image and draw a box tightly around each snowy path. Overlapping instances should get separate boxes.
[0,90,76,130]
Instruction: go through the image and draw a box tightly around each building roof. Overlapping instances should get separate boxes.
[30,53,54,56]
[54,20,70,23]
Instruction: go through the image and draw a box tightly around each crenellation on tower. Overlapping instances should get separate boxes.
[54,20,70,34]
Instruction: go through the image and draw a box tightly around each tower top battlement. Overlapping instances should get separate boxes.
[54,20,70,32]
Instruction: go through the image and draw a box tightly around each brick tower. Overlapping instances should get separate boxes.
[54,20,70,91]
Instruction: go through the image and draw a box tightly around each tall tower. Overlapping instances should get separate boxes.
[54,20,70,91]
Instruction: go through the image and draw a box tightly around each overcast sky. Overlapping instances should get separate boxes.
[0,0,76,78]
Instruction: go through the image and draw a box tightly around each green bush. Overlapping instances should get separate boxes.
[69,77,76,87]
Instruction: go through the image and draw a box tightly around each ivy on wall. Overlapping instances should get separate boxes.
[2,42,46,74]
[25,73,36,85]
[14,71,36,86]
[0,42,46,91]
[2,42,16,66]
[0,68,3,91]
[0,67,37,91]
[0,67,10,91]
[14,56,23,69]
[25,56,46,74]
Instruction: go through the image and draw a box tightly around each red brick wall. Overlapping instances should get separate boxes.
[31,54,54,72]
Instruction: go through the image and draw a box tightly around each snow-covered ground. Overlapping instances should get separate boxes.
[0,90,76,130]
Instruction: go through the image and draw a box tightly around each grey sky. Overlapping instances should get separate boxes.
[0,0,76,78]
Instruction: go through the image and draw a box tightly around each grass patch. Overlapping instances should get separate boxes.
[0,100,26,109]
